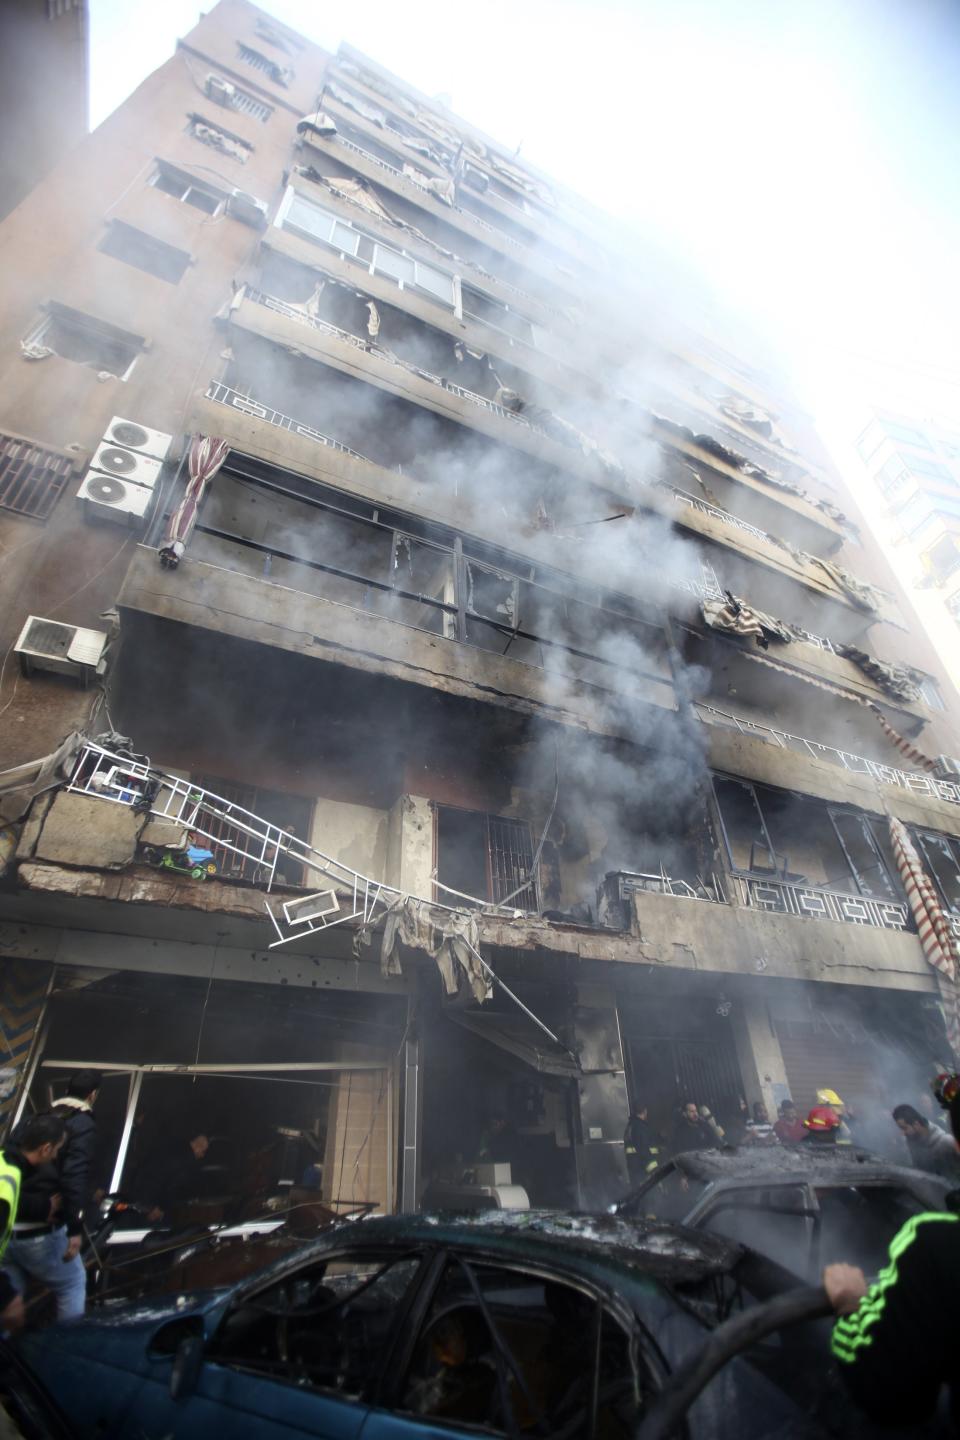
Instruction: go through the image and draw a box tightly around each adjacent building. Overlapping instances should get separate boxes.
[854,410,960,693]
[1,0,960,1217]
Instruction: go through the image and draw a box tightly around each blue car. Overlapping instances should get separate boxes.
[10,1211,871,1439]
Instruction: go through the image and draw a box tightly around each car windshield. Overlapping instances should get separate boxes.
[622,1162,709,1222]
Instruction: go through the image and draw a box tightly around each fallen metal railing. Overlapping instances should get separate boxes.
[67,743,527,950]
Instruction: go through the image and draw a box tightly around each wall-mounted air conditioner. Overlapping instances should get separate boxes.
[206,74,236,105]
[934,755,960,782]
[101,417,172,461]
[77,471,155,524]
[227,189,269,228]
[15,616,108,687]
[88,441,162,490]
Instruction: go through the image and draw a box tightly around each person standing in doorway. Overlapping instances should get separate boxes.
[51,1070,102,1269]
[623,1103,660,1185]
[670,1101,714,1156]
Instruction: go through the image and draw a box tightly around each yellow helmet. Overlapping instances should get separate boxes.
[816,1087,843,1107]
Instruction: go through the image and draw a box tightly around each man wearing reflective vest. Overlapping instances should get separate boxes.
[0,1113,67,1334]
[824,1080,960,1427]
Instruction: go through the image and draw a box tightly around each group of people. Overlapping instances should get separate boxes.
[624,1082,960,1183]
[0,1071,216,1334]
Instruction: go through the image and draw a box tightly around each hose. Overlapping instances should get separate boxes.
[635,1285,833,1440]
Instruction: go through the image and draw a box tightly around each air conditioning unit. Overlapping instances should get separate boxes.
[227,188,269,228]
[102,417,172,461]
[88,442,162,490]
[205,74,236,105]
[934,755,960,782]
[76,471,155,524]
[15,616,108,687]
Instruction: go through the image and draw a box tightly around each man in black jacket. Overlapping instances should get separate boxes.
[623,1103,660,1185]
[4,1071,100,1321]
[824,1084,960,1428]
[0,1113,66,1334]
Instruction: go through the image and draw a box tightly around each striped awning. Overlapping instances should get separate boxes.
[889,817,960,1058]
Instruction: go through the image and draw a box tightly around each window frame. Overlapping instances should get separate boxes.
[22,302,143,381]
[0,431,75,521]
[149,161,226,214]
[434,802,540,909]
[98,219,193,285]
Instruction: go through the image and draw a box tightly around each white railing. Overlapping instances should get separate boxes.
[205,381,372,464]
[673,489,769,543]
[730,873,914,933]
[244,289,546,436]
[697,702,960,805]
[67,743,527,950]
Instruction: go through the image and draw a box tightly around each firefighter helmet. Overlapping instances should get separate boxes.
[931,1073,960,1110]
[816,1088,843,1108]
[804,1105,841,1131]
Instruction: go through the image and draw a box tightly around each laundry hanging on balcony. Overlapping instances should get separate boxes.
[889,817,960,1058]
[701,592,796,649]
[355,895,491,1003]
[158,435,230,569]
[812,558,883,614]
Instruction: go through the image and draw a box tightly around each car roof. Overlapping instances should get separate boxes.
[671,1145,945,1186]
[334,1210,743,1285]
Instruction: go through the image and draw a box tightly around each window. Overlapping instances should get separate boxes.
[916,674,945,710]
[149,162,223,214]
[255,19,302,54]
[99,221,191,284]
[401,1258,640,1439]
[237,43,292,86]
[875,455,911,497]
[22,303,142,379]
[212,1251,421,1396]
[882,419,933,450]
[193,775,313,887]
[461,284,535,344]
[902,453,955,482]
[913,830,960,914]
[698,1186,816,1280]
[275,188,460,312]
[187,113,253,164]
[435,805,539,908]
[815,1186,927,1273]
[0,432,74,520]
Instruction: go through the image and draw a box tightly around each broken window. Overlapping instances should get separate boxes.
[237,43,292,86]
[149,162,224,214]
[0,433,74,520]
[186,113,253,164]
[385,533,456,636]
[712,776,780,875]
[98,221,191,284]
[828,812,899,901]
[913,830,960,914]
[436,805,539,908]
[21,303,142,378]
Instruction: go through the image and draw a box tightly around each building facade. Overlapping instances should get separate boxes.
[1,0,960,1217]
[855,410,960,694]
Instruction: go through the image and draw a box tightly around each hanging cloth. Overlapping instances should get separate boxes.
[159,435,230,569]
[888,818,960,1058]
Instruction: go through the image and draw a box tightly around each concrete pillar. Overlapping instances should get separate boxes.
[730,991,791,1119]
[571,983,630,1207]
[385,794,433,897]
[0,959,54,1134]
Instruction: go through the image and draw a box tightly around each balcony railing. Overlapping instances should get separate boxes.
[673,489,769,543]
[243,288,547,436]
[697,702,960,806]
[205,381,372,464]
[728,873,953,939]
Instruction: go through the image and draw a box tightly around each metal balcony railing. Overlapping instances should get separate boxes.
[696,703,960,806]
[729,873,931,936]
[243,288,547,436]
[205,381,372,464]
[67,742,528,950]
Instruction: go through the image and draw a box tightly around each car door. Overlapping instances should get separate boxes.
[118,1247,426,1440]
[362,1252,644,1440]
[689,1184,820,1280]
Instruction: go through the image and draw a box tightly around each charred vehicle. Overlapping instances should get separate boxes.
[10,1212,901,1440]
[613,1145,951,1281]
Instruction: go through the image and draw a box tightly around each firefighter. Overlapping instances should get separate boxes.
[824,1080,960,1427]
[816,1087,854,1144]
[623,1103,660,1185]
[803,1104,841,1144]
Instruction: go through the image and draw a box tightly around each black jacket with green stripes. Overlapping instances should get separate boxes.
[832,1209,960,1429]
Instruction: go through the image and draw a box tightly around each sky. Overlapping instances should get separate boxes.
[89,0,960,430]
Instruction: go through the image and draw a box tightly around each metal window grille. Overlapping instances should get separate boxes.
[194,775,262,882]
[487,815,539,908]
[0,434,74,520]
[230,90,273,122]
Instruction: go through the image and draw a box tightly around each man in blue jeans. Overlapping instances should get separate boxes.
[3,1089,95,1322]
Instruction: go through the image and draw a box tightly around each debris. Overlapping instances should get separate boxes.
[365,301,380,339]
[837,646,923,703]
[702,592,796,649]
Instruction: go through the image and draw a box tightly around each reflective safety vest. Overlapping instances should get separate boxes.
[0,1153,21,1261]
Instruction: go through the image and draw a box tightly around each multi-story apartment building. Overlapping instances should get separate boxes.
[1,0,960,1216]
[855,410,960,692]
[0,1,89,222]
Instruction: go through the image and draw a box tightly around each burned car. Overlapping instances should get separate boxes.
[9,1211,883,1440]
[613,1144,951,1281]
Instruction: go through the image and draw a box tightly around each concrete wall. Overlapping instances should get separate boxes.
[309,797,389,884]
